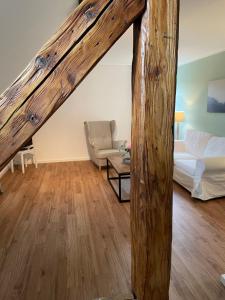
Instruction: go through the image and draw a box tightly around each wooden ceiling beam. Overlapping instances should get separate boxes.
[0,0,111,129]
[0,0,145,170]
[131,0,180,299]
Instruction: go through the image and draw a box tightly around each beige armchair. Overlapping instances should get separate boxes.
[84,120,126,170]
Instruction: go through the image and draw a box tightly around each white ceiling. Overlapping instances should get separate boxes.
[1,0,225,92]
[179,0,225,65]
[0,0,78,92]
[106,0,225,66]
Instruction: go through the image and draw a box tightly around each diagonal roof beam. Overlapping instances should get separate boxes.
[0,0,112,129]
[0,0,145,170]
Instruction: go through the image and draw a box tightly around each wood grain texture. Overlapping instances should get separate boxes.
[0,162,133,300]
[1,164,225,300]
[0,0,145,171]
[0,0,111,127]
[170,183,225,300]
[131,0,180,299]
[108,155,130,175]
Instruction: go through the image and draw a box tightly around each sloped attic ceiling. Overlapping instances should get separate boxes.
[0,0,79,92]
[179,0,225,65]
[1,0,225,91]
[102,0,225,66]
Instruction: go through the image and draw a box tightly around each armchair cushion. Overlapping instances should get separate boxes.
[184,129,212,157]
[84,120,126,168]
[95,149,120,159]
[174,129,225,201]
[86,121,113,150]
[175,159,197,176]
[204,137,225,157]
[174,140,196,160]
[174,152,196,160]
[196,157,225,176]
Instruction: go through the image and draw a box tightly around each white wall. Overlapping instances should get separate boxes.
[33,64,132,163]
[0,0,132,164]
[0,0,77,92]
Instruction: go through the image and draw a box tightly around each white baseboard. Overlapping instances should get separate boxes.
[36,157,90,164]
[8,157,90,167]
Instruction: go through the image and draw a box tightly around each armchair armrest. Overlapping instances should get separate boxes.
[113,140,127,150]
[87,137,97,149]
[174,140,186,153]
[196,157,225,177]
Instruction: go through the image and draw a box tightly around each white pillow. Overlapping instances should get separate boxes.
[175,159,197,176]
[204,137,225,157]
[184,130,212,157]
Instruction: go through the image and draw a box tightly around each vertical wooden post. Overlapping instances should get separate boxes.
[131,0,179,299]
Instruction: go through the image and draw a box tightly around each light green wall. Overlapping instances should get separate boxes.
[176,51,225,137]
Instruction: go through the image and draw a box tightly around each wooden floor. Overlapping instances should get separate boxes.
[0,162,225,300]
[171,184,225,300]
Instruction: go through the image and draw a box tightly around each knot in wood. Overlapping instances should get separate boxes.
[35,56,48,68]
[67,73,76,86]
[85,9,96,20]
[163,33,173,40]
[28,113,40,125]
[149,66,161,80]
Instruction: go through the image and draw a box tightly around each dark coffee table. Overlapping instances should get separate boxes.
[106,155,130,203]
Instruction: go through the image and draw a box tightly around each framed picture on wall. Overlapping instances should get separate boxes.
[208,79,225,113]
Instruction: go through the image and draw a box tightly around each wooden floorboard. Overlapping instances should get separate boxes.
[171,184,225,300]
[0,161,225,299]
